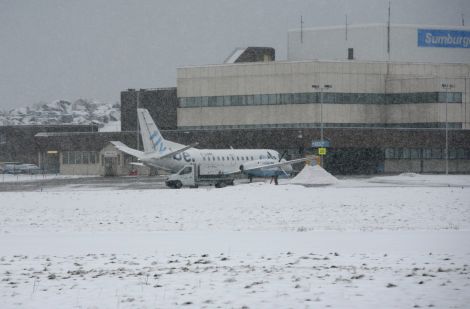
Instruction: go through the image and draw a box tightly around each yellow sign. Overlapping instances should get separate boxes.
[47,150,58,154]
[318,148,327,155]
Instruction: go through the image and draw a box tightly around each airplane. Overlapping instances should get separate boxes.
[111,108,306,184]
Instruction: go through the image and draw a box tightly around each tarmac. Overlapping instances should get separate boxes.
[0,175,169,192]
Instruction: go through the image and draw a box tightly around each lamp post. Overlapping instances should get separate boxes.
[136,90,141,151]
[441,83,455,175]
[312,84,332,167]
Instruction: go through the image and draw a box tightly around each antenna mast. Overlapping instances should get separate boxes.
[345,14,348,40]
[387,1,391,59]
[300,15,304,43]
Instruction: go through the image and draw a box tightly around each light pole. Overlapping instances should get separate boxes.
[312,84,332,167]
[136,89,141,151]
[441,83,454,175]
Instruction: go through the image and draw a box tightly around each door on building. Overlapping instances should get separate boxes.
[45,151,60,173]
[104,157,117,176]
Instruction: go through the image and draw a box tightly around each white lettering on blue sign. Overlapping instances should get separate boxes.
[418,29,470,48]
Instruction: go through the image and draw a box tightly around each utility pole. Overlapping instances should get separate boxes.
[136,90,140,151]
[387,1,391,60]
[312,84,333,167]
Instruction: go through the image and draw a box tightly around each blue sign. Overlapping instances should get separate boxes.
[418,29,470,48]
[312,140,330,148]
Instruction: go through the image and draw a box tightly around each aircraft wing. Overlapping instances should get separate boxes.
[140,143,198,160]
[222,158,308,175]
[110,141,144,158]
[241,158,308,173]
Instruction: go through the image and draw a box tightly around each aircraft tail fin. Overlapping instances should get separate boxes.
[137,108,184,154]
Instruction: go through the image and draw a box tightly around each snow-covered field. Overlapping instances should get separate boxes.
[1,174,469,308]
[0,173,97,183]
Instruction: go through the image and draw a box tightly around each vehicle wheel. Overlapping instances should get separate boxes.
[174,181,183,189]
[215,182,226,188]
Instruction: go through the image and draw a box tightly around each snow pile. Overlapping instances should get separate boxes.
[289,164,339,186]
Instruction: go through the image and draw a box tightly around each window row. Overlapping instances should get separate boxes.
[384,148,470,160]
[202,155,255,162]
[62,151,99,165]
[179,92,462,107]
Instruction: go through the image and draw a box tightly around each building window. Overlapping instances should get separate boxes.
[449,149,457,160]
[61,151,99,165]
[62,152,69,164]
[348,48,354,60]
[431,148,442,159]
[179,91,463,108]
[456,149,466,160]
[422,149,432,159]
[384,148,394,159]
[82,152,89,164]
[410,148,421,159]
[402,148,411,159]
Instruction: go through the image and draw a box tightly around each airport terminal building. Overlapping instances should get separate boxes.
[3,24,470,175]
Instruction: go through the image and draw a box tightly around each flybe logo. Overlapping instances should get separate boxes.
[149,131,167,153]
[418,29,470,48]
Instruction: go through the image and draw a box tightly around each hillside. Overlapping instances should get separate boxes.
[0,99,121,131]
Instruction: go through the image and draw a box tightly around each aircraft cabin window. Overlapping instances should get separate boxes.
[227,156,230,160]
[251,156,254,160]
[217,156,220,160]
[246,156,249,160]
[222,157,225,161]
[203,157,206,161]
[237,156,239,160]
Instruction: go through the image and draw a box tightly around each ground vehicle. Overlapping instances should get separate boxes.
[165,164,235,188]
[2,163,42,174]
[17,164,42,174]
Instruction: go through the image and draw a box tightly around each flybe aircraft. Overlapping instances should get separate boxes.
[111,109,305,179]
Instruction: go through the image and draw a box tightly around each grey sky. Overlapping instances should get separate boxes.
[1,0,469,110]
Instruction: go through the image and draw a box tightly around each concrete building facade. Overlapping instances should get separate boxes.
[176,60,470,130]
[287,24,470,63]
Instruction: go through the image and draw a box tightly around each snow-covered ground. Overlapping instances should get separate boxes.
[0,173,97,183]
[1,175,469,308]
